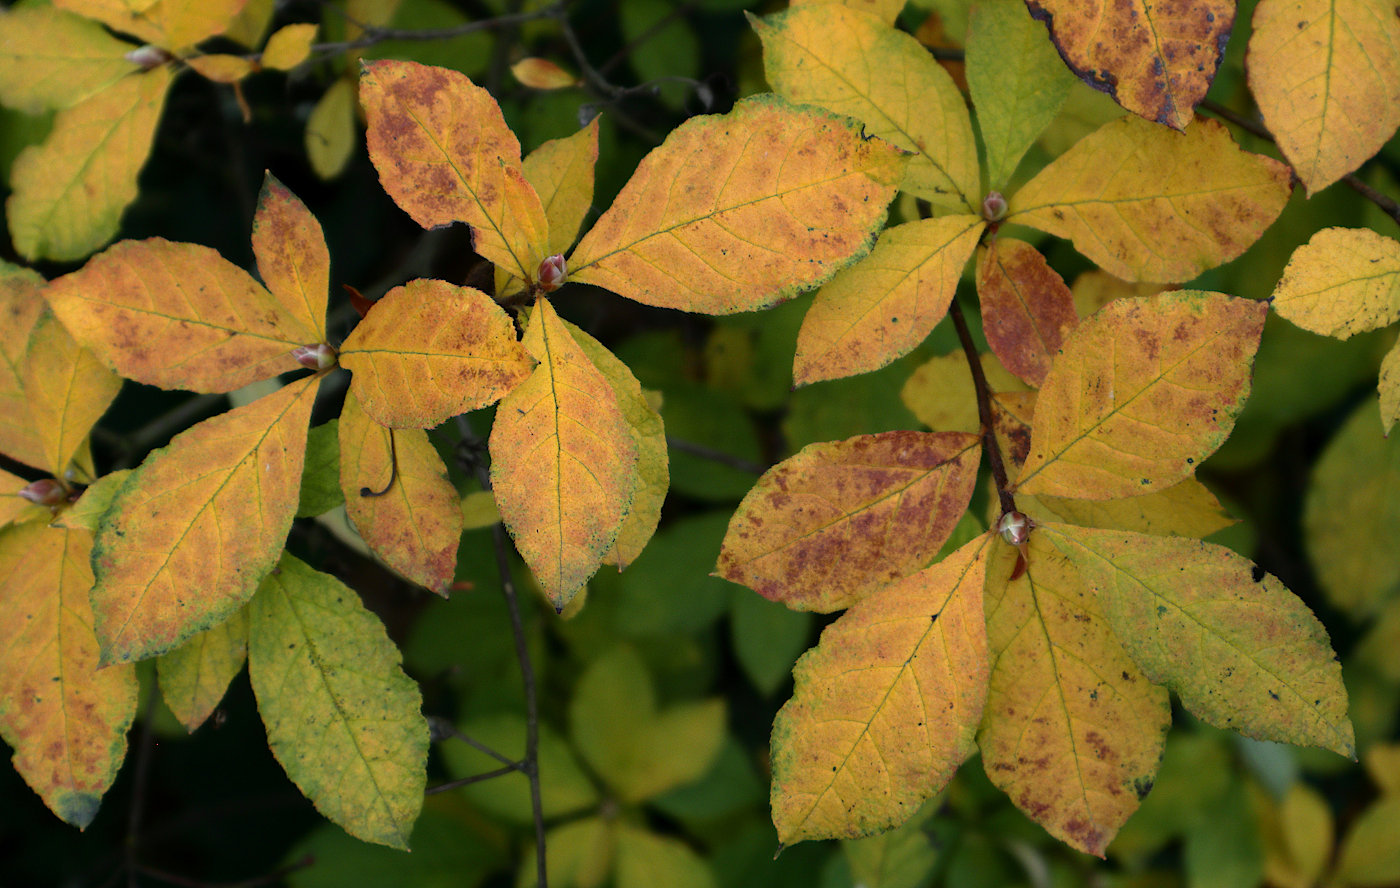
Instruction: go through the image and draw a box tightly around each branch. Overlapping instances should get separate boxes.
[426,764,521,794]
[427,715,517,768]
[132,857,314,888]
[666,436,768,475]
[310,3,565,56]
[948,298,1017,517]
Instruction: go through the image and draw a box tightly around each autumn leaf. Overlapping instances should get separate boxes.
[251,174,329,344]
[1,264,59,470]
[0,5,137,113]
[1008,116,1291,282]
[717,430,981,612]
[975,237,1078,388]
[55,0,248,52]
[522,117,600,258]
[248,552,427,849]
[511,57,578,90]
[790,0,906,25]
[568,94,906,313]
[305,78,356,180]
[1247,0,1400,194]
[901,351,1030,436]
[1271,227,1400,338]
[20,313,122,479]
[770,537,989,844]
[260,22,316,71]
[1015,291,1266,500]
[1022,478,1235,540]
[157,607,248,732]
[1382,343,1400,433]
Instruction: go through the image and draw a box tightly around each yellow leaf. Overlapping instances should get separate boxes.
[305,77,355,180]
[793,216,985,386]
[1069,269,1164,319]
[57,0,248,52]
[0,6,138,113]
[901,351,1029,434]
[1008,117,1291,282]
[459,490,500,531]
[7,65,171,262]
[0,262,50,469]
[1015,291,1266,500]
[46,237,307,393]
[1248,0,1400,194]
[1330,796,1400,886]
[717,430,981,613]
[1365,744,1400,795]
[1272,227,1400,338]
[511,57,578,90]
[1025,478,1235,539]
[222,0,274,47]
[52,470,131,532]
[339,278,532,428]
[1262,783,1334,888]
[614,824,718,888]
[751,5,978,211]
[976,237,1078,387]
[0,522,137,827]
[490,301,637,610]
[522,117,599,258]
[1025,0,1232,130]
[53,0,166,46]
[184,54,256,83]
[248,552,427,849]
[338,390,461,595]
[1045,524,1355,757]
[770,537,989,843]
[979,535,1170,857]
[360,60,549,281]
[1381,340,1400,434]
[260,22,315,70]
[156,606,247,731]
[90,377,317,663]
[21,312,122,478]
[790,0,906,25]
[570,95,905,313]
[0,469,43,528]
[250,173,328,344]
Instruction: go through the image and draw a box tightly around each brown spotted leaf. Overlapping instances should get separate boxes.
[976,237,1078,388]
[251,173,328,344]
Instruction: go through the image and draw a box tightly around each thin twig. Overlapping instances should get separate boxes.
[132,856,314,888]
[667,436,767,475]
[310,4,564,56]
[428,716,517,768]
[949,299,1017,517]
[426,764,521,794]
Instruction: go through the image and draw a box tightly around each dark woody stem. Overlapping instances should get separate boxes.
[948,298,1018,517]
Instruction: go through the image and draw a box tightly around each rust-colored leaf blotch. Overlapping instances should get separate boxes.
[717,430,981,613]
[976,237,1079,388]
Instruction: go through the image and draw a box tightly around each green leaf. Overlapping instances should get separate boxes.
[156,606,247,732]
[614,823,717,888]
[729,587,813,696]
[297,420,343,518]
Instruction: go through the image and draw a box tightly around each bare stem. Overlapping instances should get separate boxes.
[311,3,564,56]
[666,436,768,475]
[426,764,522,794]
[949,299,1017,517]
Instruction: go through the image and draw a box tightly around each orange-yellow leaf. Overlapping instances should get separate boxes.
[339,278,532,428]
[0,522,137,827]
[56,0,248,51]
[1015,291,1266,500]
[338,390,461,595]
[1271,227,1400,338]
[790,0,906,25]
[156,606,247,731]
[1248,0,1400,193]
[979,535,1170,857]
[223,0,274,47]
[976,237,1078,387]
[751,5,978,211]
[511,57,578,90]
[523,117,599,258]
[717,430,981,613]
[250,174,328,344]
[1008,117,1291,282]
[569,94,905,314]
[0,5,138,113]
[7,65,171,262]
[46,237,305,392]
[770,537,989,843]
[20,312,122,478]
[260,22,316,70]
[901,351,1030,435]
[489,301,637,610]
[360,59,549,281]
[90,377,316,663]
[1025,0,1232,130]
[184,54,256,83]
[1046,524,1354,757]
[52,0,166,47]
[1025,478,1234,539]
[793,216,984,386]
[0,263,49,468]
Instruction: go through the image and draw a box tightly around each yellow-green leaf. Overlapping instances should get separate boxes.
[900,351,1030,435]
[1248,0,1400,194]
[90,377,316,663]
[248,552,427,849]
[250,174,328,344]
[1271,227,1400,338]
[511,57,578,90]
[185,54,256,83]
[305,77,356,180]
[615,823,718,888]
[7,65,171,262]
[0,469,45,529]
[489,300,637,610]
[979,536,1170,857]
[339,278,532,428]
[52,469,131,532]
[1045,524,1355,757]
[360,59,549,281]
[975,237,1078,387]
[790,0,906,25]
[1015,291,1266,500]
[46,237,306,392]
[1262,783,1334,888]
[793,216,984,386]
[717,430,981,613]
[522,117,599,258]
[338,390,461,595]
[156,606,247,731]
[52,0,166,48]
[0,522,136,828]
[0,263,52,469]
[771,537,989,844]
[21,312,122,479]
[223,0,275,47]
[1332,795,1400,887]
[260,22,315,70]
[1024,478,1234,539]
[0,5,138,113]
[751,5,977,211]
[57,0,247,51]
[1381,340,1400,434]
[569,94,905,314]
[1008,117,1291,282]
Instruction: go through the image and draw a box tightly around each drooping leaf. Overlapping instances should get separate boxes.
[20,312,122,478]
[338,390,461,595]
[1045,524,1354,757]
[1,263,56,469]
[751,5,978,211]
[305,78,356,180]
[792,216,984,386]
[46,238,308,392]
[1015,291,1266,500]
[568,94,905,313]
[1382,341,1400,433]
[1247,0,1400,194]
[717,430,981,613]
[1271,227,1400,338]
[250,173,329,345]
[260,22,316,70]
[1024,0,1232,129]
[156,606,247,732]
[1008,117,1291,282]
[359,59,549,281]
[522,117,599,257]
[56,0,247,50]
[184,54,256,83]
[0,5,137,114]
[339,278,532,428]
[297,420,342,518]
[248,552,427,849]
[7,65,170,262]
[770,537,989,844]
[90,376,317,663]
[1024,478,1234,539]
[900,350,1030,435]
[979,536,1171,857]
[489,300,637,609]
[0,522,137,828]
[975,237,1078,387]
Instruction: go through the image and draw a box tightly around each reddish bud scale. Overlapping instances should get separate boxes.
[537,254,567,293]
